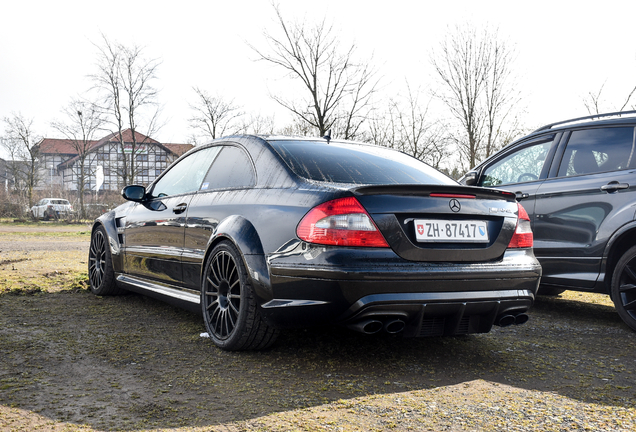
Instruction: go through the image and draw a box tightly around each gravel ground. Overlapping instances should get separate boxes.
[0,221,635,431]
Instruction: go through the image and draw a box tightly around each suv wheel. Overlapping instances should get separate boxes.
[611,245,636,331]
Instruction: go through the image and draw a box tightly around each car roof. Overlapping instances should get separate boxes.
[531,110,636,134]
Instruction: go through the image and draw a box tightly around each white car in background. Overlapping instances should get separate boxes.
[30,198,73,220]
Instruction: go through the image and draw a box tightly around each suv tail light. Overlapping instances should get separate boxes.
[297,197,389,247]
[508,203,533,248]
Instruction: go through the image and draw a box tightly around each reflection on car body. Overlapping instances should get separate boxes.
[89,135,541,350]
[461,110,636,332]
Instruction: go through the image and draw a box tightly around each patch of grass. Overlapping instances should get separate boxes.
[0,249,88,295]
[0,231,91,239]
[2,224,636,432]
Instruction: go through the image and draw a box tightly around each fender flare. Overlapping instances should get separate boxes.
[92,211,123,272]
[599,220,636,292]
[203,215,272,302]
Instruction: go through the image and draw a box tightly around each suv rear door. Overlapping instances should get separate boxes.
[533,126,636,288]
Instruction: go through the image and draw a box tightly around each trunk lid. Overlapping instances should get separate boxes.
[352,185,519,262]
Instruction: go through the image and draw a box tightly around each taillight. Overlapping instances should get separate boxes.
[508,203,533,248]
[297,197,389,247]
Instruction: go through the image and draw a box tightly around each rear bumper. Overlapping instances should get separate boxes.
[262,247,541,336]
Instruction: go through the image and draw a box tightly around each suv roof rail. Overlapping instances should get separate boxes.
[533,110,636,133]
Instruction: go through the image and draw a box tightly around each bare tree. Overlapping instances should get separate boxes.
[241,113,276,135]
[583,81,636,115]
[251,5,379,138]
[366,104,399,150]
[276,116,316,136]
[189,87,244,141]
[431,25,521,170]
[365,83,449,169]
[91,35,161,187]
[583,82,606,115]
[51,99,105,218]
[1,113,41,207]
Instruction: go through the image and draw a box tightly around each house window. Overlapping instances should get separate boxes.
[156,154,167,162]
[96,153,108,161]
[118,153,126,161]
[137,154,148,161]
[155,169,163,177]
[141,169,149,176]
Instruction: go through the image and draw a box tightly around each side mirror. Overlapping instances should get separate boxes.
[121,185,147,202]
[460,171,478,186]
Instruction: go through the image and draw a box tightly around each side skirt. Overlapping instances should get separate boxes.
[116,274,201,314]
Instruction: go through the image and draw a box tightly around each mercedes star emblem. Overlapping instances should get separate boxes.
[449,199,461,212]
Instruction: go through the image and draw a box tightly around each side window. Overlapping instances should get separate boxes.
[200,146,256,191]
[557,127,635,177]
[151,146,221,197]
[480,138,554,186]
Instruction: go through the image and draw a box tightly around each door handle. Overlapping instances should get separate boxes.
[515,191,529,200]
[600,181,629,193]
[172,203,187,214]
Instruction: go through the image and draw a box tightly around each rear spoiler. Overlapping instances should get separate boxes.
[351,184,516,201]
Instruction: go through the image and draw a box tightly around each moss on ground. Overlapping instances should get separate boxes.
[1,223,635,431]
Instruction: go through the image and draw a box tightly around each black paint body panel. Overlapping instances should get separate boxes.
[93,135,541,337]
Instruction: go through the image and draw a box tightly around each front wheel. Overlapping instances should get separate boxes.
[201,241,278,350]
[611,245,636,331]
[88,226,123,296]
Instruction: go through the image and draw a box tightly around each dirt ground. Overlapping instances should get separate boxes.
[0,221,635,431]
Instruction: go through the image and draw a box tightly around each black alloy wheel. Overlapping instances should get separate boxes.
[611,245,636,332]
[88,226,121,295]
[202,241,278,350]
[205,249,241,338]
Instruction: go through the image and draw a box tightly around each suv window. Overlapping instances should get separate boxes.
[151,146,221,197]
[557,127,635,177]
[480,136,554,186]
[201,146,255,190]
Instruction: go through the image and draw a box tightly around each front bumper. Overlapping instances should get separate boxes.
[261,246,541,336]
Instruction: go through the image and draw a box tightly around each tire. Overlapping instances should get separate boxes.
[88,225,123,296]
[610,245,636,332]
[201,241,279,351]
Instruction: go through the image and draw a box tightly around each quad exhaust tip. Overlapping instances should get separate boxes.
[348,312,529,335]
[496,313,529,327]
[348,318,406,335]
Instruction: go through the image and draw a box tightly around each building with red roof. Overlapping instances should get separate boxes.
[37,129,193,191]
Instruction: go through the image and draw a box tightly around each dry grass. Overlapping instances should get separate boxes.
[1,222,635,431]
[0,230,90,295]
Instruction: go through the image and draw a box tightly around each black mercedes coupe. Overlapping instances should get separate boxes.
[88,135,541,350]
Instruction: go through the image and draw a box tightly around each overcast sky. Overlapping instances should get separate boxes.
[1,0,635,157]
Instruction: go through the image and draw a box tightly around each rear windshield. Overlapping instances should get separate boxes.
[268,140,456,185]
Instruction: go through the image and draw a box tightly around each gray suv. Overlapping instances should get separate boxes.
[461,111,636,331]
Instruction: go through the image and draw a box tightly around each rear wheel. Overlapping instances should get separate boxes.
[88,226,123,296]
[201,241,278,350]
[611,245,636,331]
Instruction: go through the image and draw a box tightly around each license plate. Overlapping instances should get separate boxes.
[414,219,489,243]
